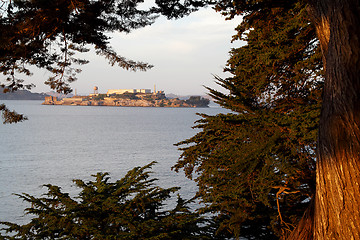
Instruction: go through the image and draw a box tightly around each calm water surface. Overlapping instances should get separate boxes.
[0,100,229,224]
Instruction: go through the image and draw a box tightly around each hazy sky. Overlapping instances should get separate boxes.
[30,7,244,96]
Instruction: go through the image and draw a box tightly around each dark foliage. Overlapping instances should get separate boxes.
[0,0,155,95]
[185,96,210,108]
[0,0,160,123]
[173,2,323,239]
[0,162,210,239]
[0,104,27,124]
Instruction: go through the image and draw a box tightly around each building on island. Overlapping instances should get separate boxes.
[138,89,151,94]
[43,96,59,105]
[43,86,170,106]
[106,89,152,95]
[62,97,86,105]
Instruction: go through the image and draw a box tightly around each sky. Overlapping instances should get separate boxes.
[30,7,244,96]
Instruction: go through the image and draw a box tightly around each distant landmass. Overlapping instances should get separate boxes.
[0,88,48,100]
[0,88,76,100]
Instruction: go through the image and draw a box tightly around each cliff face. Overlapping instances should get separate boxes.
[42,96,209,108]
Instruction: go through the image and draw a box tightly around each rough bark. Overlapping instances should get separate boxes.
[285,198,315,240]
[291,0,360,239]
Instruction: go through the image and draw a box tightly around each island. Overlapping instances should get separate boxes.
[42,88,210,108]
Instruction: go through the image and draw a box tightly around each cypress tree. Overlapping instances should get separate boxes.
[174,2,323,239]
[0,162,209,239]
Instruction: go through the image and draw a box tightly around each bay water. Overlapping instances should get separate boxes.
[0,100,229,225]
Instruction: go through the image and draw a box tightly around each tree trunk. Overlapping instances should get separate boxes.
[299,0,360,239]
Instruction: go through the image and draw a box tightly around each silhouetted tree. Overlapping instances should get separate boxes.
[0,0,156,123]
[0,104,27,124]
[174,2,322,239]
[0,162,209,239]
[159,0,360,238]
[0,0,154,93]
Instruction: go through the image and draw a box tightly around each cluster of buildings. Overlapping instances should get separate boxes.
[88,86,164,96]
[104,88,165,99]
[106,89,151,95]
[42,87,169,106]
[43,86,209,108]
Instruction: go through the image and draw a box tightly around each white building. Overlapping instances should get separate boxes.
[138,89,151,94]
[106,89,152,95]
[107,89,137,95]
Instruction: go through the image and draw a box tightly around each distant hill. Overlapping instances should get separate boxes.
[0,88,77,100]
[0,88,48,100]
